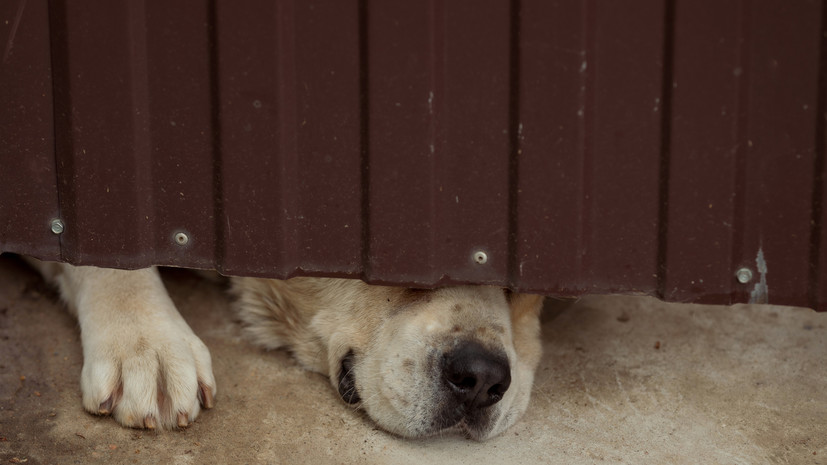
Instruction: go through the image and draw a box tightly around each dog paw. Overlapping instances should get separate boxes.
[79,313,216,429]
[62,267,218,430]
[27,262,217,430]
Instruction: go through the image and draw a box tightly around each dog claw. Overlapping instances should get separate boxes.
[98,396,114,415]
[144,414,157,429]
[177,412,189,428]
[198,381,214,409]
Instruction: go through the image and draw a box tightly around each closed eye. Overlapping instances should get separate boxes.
[503,288,513,302]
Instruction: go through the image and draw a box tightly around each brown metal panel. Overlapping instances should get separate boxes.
[49,0,157,267]
[142,1,217,269]
[736,0,822,310]
[813,184,826,312]
[366,0,511,286]
[663,1,743,304]
[664,0,822,309]
[514,0,584,294]
[516,0,665,294]
[584,0,665,293]
[818,113,827,312]
[47,0,217,269]
[0,0,60,260]
[818,3,827,313]
[0,1,824,310]
[362,0,442,283]
[209,0,290,276]
[215,0,363,278]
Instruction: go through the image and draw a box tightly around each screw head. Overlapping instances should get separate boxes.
[473,251,488,265]
[735,267,753,284]
[174,232,189,246]
[50,219,65,235]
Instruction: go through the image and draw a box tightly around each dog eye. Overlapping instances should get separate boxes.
[503,288,513,302]
[401,288,431,303]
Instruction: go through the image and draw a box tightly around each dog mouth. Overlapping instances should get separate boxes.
[426,405,497,440]
[335,341,510,439]
[337,350,361,404]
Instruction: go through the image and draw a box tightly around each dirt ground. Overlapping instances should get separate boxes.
[0,254,825,464]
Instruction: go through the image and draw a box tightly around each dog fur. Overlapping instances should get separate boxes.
[26,259,544,440]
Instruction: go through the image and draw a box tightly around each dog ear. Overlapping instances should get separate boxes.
[508,293,544,368]
[508,293,544,321]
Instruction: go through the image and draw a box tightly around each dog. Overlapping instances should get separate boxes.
[25,259,544,440]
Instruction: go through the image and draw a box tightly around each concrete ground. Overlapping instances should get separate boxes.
[0,254,824,465]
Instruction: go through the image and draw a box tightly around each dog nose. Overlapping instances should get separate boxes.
[443,341,511,409]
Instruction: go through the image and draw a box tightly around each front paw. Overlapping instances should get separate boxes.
[79,321,216,429]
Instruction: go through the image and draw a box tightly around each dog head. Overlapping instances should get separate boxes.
[233,278,543,440]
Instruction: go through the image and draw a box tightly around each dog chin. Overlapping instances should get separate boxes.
[368,403,512,441]
[422,410,503,441]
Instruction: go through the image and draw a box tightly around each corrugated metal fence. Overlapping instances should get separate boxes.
[1,0,825,311]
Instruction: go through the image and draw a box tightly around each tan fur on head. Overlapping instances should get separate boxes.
[232,277,544,440]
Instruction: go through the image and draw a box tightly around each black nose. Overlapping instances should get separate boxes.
[442,341,511,409]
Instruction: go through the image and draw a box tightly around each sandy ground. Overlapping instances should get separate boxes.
[0,254,824,464]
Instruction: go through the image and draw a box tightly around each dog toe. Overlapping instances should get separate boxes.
[96,388,121,415]
[198,380,215,409]
[80,328,215,430]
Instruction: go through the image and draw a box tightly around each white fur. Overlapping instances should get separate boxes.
[27,259,216,429]
[27,259,542,440]
[232,277,544,440]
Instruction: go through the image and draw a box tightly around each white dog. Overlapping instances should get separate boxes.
[27,259,544,440]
